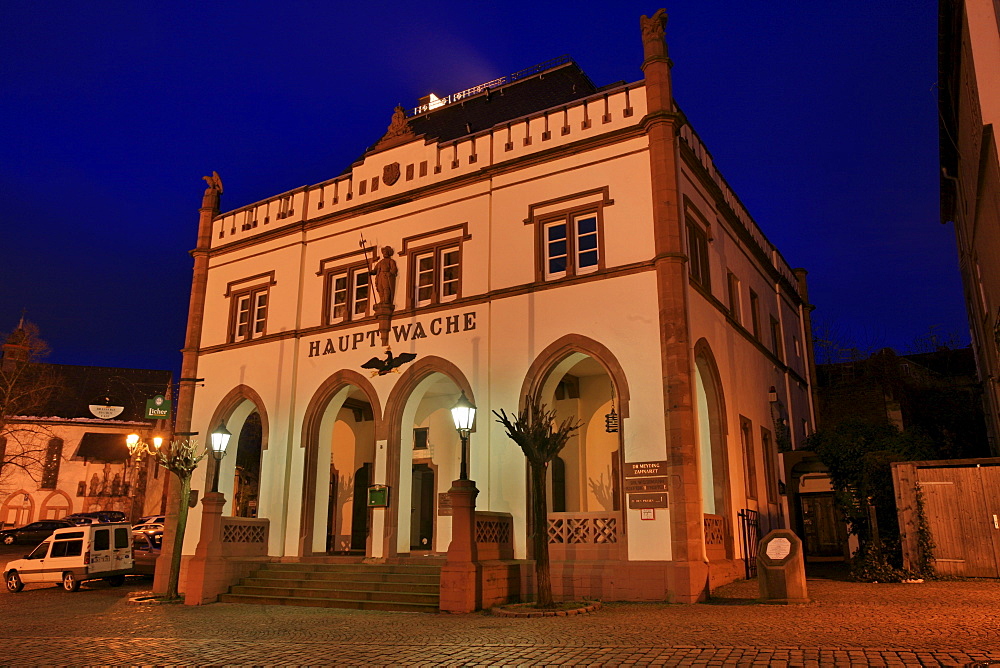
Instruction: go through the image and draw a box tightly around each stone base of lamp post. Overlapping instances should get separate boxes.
[184,492,227,605]
[439,478,481,613]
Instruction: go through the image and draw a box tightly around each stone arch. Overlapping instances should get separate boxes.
[693,338,734,559]
[1,489,34,527]
[381,355,475,557]
[40,489,73,520]
[202,384,270,515]
[518,334,630,417]
[298,369,382,556]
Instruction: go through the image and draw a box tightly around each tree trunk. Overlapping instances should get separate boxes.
[530,461,554,608]
[166,472,192,600]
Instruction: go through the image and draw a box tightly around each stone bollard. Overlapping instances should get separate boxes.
[757,529,809,604]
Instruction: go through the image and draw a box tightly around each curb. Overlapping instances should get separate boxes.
[490,601,602,618]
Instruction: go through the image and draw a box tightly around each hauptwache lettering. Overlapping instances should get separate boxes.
[308,311,476,357]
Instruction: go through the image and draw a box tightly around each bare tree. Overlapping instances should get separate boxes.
[153,439,206,601]
[0,321,63,493]
[494,396,581,608]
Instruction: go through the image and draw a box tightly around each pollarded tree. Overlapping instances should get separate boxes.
[0,320,62,492]
[153,438,207,601]
[494,396,581,608]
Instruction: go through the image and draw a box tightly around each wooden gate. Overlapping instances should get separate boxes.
[893,458,1000,577]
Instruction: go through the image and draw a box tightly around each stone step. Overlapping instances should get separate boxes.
[240,577,440,594]
[250,570,439,585]
[229,584,438,605]
[218,592,439,612]
[260,563,441,576]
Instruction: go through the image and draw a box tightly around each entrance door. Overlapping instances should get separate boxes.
[410,464,434,551]
[800,494,844,559]
[350,463,371,552]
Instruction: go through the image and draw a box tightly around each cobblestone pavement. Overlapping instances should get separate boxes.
[1,572,998,666]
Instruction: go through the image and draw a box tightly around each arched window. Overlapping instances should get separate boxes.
[41,438,63,490]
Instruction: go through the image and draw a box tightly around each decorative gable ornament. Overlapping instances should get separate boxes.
[383,162,401,186]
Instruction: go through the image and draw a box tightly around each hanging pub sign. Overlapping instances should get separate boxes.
[145,395,172,420]
[367,484,390,508]
[88,395,124,420]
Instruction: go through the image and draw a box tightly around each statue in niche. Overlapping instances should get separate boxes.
[77,481,86,497]
[88,473,100,497]
[110,473,122,497]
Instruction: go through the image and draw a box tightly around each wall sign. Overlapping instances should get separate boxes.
[367,484,390,508]
[307,310,477,358]
[145,395,172,420]
[88,404,124,420]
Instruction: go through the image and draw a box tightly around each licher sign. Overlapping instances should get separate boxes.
[307,311,477,358]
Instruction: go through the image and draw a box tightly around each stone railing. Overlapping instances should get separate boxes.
[547,512,622,560]
[475,511,514,560]
[704,513,727,561]
[220,516,269,558]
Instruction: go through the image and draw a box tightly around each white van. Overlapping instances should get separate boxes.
[4,522,133,592]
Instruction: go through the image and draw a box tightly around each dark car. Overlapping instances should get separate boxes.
[62,511,128,525]
[131,530,162,575]
[0,520,76,545]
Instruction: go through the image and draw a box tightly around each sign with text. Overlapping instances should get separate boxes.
[628,492,668,509]
[437,492,453,516]
[623,476,669,493]
[625,461,668,478]
[145,395,172,420]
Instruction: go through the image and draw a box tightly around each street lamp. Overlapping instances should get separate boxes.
[450,391,476,481]
[126,433,163,464]
[209,421,232,493]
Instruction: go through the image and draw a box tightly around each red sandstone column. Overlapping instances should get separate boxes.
[154,177,221,595]
[183,492,227,605]
[439,479,481,613]
[640,9,709,603]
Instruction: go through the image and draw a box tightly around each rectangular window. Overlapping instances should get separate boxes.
[727,272,741,323]
[94,529,110,551]
[325,265,370,324]
[411,245,461,308]
[770,316,784,360]
[687,223,711,289]
[41,439,63,489]
[761,427,779,504]
[543,212,600,280]
[740,417,757,500]
[232,287,269,342]
[749,290,760,339]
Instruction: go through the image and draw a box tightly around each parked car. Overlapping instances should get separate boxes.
[133,515,165,527]
[131,530,162,576]
[1,520,76,545]
[62,511,127,525]
[4,523,133,592]
[131,523,163,533]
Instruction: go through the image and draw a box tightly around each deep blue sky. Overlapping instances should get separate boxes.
[1,2,966,375]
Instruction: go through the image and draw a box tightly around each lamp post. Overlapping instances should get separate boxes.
[209,421,232,493]
[450,391,476,481]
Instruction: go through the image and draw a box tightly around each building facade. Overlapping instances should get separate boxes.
[939,0,1000,454]
[176,12,816,604]
[0,322,172,527]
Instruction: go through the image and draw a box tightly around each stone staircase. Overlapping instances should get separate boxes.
[219,561,442,612]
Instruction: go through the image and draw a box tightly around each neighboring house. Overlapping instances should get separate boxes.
[787,346,990,562]
[939,0,1000,454]
[174,12,817,604]
[0,322,172,527]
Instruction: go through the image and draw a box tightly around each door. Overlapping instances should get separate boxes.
[88,527,114,576]
[350,463,371,552]
[410,464,434,551]
[111,525,132,572]
[920,465,1000,577]
[800,494,844,559]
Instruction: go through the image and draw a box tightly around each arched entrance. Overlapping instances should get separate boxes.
[206,385,270,518]
[694,340,733,560]
[384,357,474,558]
[521,336,631,561]
[300,371,381,556]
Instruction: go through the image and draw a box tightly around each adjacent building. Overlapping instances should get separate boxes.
[939,0,1000,454]
[175,11,816,604]
[0,322,173,527]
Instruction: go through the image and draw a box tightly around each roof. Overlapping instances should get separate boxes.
[16,363,172,422]
[359,58,600,162]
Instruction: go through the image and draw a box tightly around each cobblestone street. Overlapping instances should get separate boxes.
[1,570,998,666]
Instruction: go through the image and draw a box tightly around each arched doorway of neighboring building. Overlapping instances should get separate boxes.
[40,490,72,520]
[300,372,380,556]
[1,490,33,527]
[521,336,631,561]
[694,341,733,560]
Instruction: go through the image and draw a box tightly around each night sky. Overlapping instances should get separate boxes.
[1,2,966,376]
